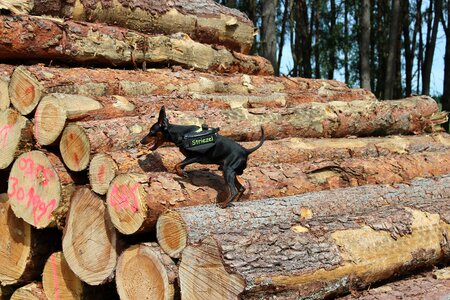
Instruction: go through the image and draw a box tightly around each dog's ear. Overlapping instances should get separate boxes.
[158,106,167,125]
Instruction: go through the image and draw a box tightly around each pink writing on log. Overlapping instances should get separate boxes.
[109,183,140,213]
[0,124,11,148]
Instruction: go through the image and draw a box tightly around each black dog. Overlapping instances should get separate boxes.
[140,106,264,207]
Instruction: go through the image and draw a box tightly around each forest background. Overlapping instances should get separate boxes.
[215,0,450,131]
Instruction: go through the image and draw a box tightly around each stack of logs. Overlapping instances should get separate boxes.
[0,0,449,299]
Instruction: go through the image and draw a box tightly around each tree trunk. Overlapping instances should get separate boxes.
[73,96,444,154]
[0,108,33,169]
[261,0,278,72]
[7,151,75,228]
[383,0,401,100]
[360,0,371,90]
[157,175,450,299]
[62,188,119,286]
[0,195,60,286]
[4,0,254,53]
[443,3,450,132]
[0,15,272,76]
[115,243,178,300]
[6,64,376,117]
[10,282,47,300]
[277,0,290,75]
[422,0,442,95]
[327,0,337,80]
[106,150,450,235]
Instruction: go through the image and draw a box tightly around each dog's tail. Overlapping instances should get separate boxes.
[245,126,265,155]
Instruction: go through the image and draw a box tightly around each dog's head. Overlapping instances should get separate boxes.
[140,106,169,151]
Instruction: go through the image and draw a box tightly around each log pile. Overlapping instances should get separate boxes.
[0,0,449,299]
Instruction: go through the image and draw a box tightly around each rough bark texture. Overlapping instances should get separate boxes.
[29,0,255,53]
[42,252,84,300]
[0,15,272,75]
[115,243,178,300]
[3,64,376,110]
[158,176,450,299]
[10,282,47,300]
[106,151,450,235]
[62,188,118,285]
[7,150,75,228]
[0,108,34,169]
[75,96,444,154]
[0,195,60,286]
[338,269,450,299]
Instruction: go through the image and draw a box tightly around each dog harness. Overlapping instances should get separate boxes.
[178,125,219,153]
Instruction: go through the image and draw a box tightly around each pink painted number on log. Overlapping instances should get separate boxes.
[0,124,11,148]
[109,183,140,213]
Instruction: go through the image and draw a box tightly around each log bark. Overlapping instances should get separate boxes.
[0,108,33,169]
[0,15,272,75]
[115,243,178,300]
[339,269,450,299]
[62,188,118,285]
[157,176,450,299]
[7,151,75,228]
[75,97,445,153]
[22,0,256,54]
[0,194,60,286]
[4,64,376,107]
[42,252,84,300]
[10,282,47,300]
[105,151,450,235]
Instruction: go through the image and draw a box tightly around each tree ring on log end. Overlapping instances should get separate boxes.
[89,154,118,195]
[157,211,187,259]
[62,188,118,285]
[0,195,32,285]
[116,244,174,300]
[106,174,147,235]
[9,66,43,115]
[8,151,61,228]
[60,124,90,172]
[34,97,67,146]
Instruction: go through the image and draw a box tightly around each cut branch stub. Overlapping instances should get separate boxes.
[9,66,43,115]
[62,188,118,285]
[0,108,33,169]
[8,151,62,228]
[88,154,118,195]
[106,174,148,235]
[60,124,90,172]
[116,243,177,300]
[34,96,67,146]
[42,252,84,300]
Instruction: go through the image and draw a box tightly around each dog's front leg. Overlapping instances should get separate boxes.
[174,157,199,177]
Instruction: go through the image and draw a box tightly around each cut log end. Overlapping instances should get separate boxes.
[42,252,84,300]
[60,124,90,172]
[8,151,62,228]
[157,211,187,259]
[106,174,148,235]
[34,96,67,146]
[9,66,42,115]
[10,282,47,300]
[62,188,117,285]
[116,243,177,300]
[0,108,33,169]
[89,154,118,195]
[0,78,10,110]
[0,194,32,285]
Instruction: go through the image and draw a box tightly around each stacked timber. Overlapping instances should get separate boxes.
[0,0,449,299]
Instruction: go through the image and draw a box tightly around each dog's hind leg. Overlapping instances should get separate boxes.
[234,177,245,201]
[218,168,239,208]
[175,157,200,177]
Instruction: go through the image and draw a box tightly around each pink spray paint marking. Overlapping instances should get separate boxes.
[109,183,141,213]
[0,124,11,148]
[51,253,61,300]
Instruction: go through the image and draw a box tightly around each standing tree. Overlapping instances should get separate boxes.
[442,0,450,131]
[384,0,401,99]
[261,0,278,73]
[360,0,371,90]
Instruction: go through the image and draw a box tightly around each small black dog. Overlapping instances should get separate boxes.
[141,106,264,207]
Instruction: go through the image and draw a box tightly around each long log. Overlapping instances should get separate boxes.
[105,151,450,235]
[0,15,272,75]
[24,0,255,54]
[156,176,450,299]
[62,188,119,285]
[0,194,60,286]
[339,269,450,299]
[6,64,375,116]
[7,151,75,228]
[115,243,178,300]
[74,97,445,154]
